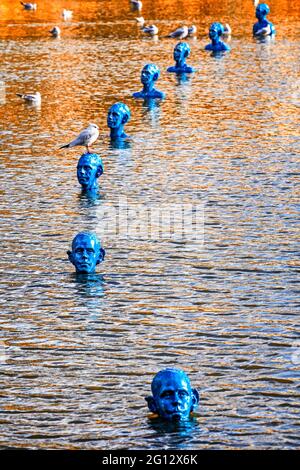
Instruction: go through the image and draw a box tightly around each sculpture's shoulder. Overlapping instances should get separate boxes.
[152,89,165,99]
[167,66,177,73]
[132,91,144,99]
[205,43,213,51]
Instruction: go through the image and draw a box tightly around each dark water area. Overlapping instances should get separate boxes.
[0,0,299,449]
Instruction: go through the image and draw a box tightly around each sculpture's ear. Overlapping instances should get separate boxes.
[145,395,157,413]
[67,250,75,266]
[122,114,129,125]
[96,165,104,178]
[191,388,200,411]
[96,248,105,264]
[153,72,159,82]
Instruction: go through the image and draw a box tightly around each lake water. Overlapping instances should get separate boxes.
[0,0,299,450]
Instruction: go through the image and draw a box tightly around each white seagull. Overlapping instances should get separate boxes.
[255,24,272,36]
[50,26,61,38]
[188,25,197,36]
[167,26,189,39]
[223,24,232,36]
[59,124,99,153]
[135,16,145,27]
[62,9,73,21]
[130,0,142,11]
[142,24,158,36]
[16,91,41,106]
[20,2,37,10]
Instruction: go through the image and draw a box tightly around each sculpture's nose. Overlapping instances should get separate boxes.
[172,392,180,406]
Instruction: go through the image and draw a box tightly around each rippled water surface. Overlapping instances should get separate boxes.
[0,0,299,450]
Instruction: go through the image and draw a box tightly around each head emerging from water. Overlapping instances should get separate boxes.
[256,3,270,20]
[77,153,103,191]
[67,232,105,274]
[209,22,224,41]
[145,368,199,421]
[173,42,191,65]
[141,63,160,87]
[107,102,130,130]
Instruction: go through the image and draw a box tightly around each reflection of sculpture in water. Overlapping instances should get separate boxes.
[145,368,199,421]
[205,22,230,53]
[253,3,275,37]
[77,153,104,193]
[167,42,195,74]
[107,102,131,141]
[67,232,105,274]
[132,64,165,100]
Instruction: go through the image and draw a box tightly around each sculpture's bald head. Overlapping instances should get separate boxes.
[68,232,105,273]
[77,153,103,190]
[146,368,199,421]
[256,3,270,20]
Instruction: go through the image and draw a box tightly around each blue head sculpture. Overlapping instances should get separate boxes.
[107,102,131,140]
[67,232,105,274]
[253,3,275,36]
[167,42,195,74]
[77,153,104,191]
[145,368,199,421]
[133,64,165,100]
[205,22,230,52]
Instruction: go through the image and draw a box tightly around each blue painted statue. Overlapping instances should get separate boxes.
[253,3,275,37]
[77,153,104,192]
[145,368,199,421]
[205,22,230,52]
[132,64,165,100]
[67,232,105,274]
[167,42,195,74]
[107,102,131,140]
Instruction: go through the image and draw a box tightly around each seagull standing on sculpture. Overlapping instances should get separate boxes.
[59,124,99,153]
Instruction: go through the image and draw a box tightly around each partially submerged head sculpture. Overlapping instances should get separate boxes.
[145,368,199,421]
[67,232,105,274]
[174,42,191,63]
[256,3,270,20]
[107,102,131,140]
[77,153,104,191]
[209,22,224,41]
[141,63,160,86]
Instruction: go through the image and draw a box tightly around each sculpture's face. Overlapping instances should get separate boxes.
[107,108,123,129]
[256,5,269,20]
[71,236,100,273]
[154,373,194,421]
[174,45,185,62]
[77,161,97,187]
[141,68,154,86]
[209,24,220,41]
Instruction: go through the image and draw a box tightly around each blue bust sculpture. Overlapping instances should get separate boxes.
[145,368,199,421]
[205,22,230,52]
[167,42,195,74]
[77,153,104,192]
[67,232,105,274]
[253,3,275,37]
[107,102,131,140]
[132,64,165,100]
